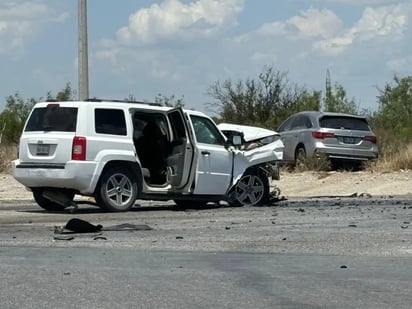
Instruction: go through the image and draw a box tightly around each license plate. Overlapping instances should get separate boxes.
[36,144,50,156]
[342,137,358,144]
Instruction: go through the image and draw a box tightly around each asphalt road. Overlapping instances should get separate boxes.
[0,196,411,309]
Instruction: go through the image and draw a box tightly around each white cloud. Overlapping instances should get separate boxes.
[288,8,343,39]
[255,8,342,40]
[319,0,406,4]
[116,0,244,46]
[314,4,408,55]
[0,1,69,55]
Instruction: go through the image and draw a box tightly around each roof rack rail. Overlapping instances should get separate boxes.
[85,98,162,106]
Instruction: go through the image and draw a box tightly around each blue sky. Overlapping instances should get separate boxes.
[0,0,411,114]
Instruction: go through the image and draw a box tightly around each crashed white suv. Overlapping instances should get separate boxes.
[12,99,284,212]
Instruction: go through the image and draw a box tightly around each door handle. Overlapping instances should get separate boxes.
[201,151,210,156]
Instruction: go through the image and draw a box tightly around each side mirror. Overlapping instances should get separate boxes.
[232,135,242,146]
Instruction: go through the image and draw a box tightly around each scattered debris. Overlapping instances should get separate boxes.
[93,236,107,241]
[53,235,75,241]
[55,218,102,234]
[53,218,152,243]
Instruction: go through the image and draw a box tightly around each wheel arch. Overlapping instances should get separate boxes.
[94,160,143,195]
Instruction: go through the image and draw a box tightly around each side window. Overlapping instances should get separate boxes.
[278,116,294,132]
[190,115,225,146]
[168,110,187,139]
[291,115,311,130]
[95,109,127,136]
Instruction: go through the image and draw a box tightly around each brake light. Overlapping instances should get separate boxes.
[47,103,60,108]
[363,135,377,144]
[312,131,335,139]
[72,136,87,160]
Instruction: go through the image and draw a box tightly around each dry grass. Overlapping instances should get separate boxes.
[0,144,17,173]
[294,153,331,172]
[366,142,412,172]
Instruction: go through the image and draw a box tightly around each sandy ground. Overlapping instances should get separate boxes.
[1,170,411,201]
[277,169,412,198]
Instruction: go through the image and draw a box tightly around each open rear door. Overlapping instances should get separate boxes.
[166,108,195,192]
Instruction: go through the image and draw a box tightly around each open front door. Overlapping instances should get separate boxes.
[166,108,195,191]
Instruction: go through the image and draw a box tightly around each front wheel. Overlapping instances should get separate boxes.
[230,171,269,206]
[95,166,139,212]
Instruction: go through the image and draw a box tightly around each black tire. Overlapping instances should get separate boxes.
[95,166,139,212]
[230,170,269,206]
[32,189,74,211]
[295,147,306,167]
[174,200,208,208]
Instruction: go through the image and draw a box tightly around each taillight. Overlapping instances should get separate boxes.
[72,136,87,160]
[312,131,335,139]
[363,135,377,144]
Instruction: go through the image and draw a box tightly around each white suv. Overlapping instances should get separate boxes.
[12,99,284,212]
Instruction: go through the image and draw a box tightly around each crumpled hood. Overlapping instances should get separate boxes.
[217,123,279,142]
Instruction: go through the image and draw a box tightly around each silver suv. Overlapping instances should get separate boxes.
[12,99,284,212]
[278,111,378,166]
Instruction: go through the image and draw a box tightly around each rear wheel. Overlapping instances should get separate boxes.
[231,170,269,206]
[32,189,74,211]
[295,147,306,167]
[96,166,139,212]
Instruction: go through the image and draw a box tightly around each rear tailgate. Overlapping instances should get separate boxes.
[319,116,376,150]
[18,105,78,166]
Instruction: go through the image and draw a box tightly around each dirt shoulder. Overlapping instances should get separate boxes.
[1,170,411,201]
[277,169,412,198]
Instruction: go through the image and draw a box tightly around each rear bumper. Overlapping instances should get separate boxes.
[315,147,378,161]
[12,160,99,195]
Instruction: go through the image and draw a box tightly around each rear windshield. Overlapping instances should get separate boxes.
[25,106,78,132]
[319,116,370,131]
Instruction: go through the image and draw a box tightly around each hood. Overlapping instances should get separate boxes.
[217,123,279,142]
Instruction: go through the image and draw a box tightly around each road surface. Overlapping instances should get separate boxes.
[0,196,411,308]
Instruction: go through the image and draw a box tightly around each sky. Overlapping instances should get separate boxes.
[0,0,411,114]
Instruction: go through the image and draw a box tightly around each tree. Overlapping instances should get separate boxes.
[323,70,358,114]
[0,93,36,144]
[154,93,185,108]
[373,75,412,142]
[47,83,75,101]
[0,83,75,144]
[207,66,320,128]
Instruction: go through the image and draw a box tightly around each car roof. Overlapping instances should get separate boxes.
[33,100,209,117]
[295,110,366,119]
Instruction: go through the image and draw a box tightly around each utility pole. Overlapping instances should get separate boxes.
[78,0,89,100]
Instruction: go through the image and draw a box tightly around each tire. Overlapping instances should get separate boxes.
[32,189,74,211]
[295,147,306,167]
[95,166,139,212]
[174,200,208,208]
[230,170,269,206]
